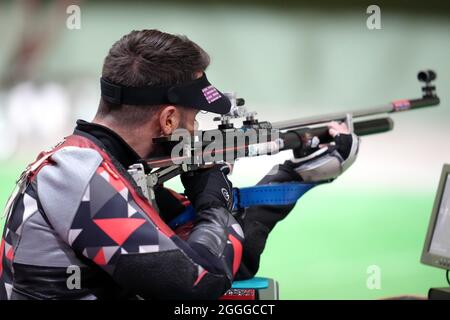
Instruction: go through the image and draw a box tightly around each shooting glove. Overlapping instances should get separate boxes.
[287,132,360,182]
[181,163,233,212]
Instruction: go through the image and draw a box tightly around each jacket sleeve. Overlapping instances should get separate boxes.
[38,151,243,299]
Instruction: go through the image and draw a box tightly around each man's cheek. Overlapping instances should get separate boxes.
[182,121,196,134]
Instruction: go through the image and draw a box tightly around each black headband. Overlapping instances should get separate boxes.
[100,73,231,114]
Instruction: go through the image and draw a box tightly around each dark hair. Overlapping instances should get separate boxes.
[96,29,210,125]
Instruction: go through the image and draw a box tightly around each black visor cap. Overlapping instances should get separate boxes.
[100,73,231,115]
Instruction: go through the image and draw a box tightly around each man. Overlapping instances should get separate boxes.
[0,29,359,300]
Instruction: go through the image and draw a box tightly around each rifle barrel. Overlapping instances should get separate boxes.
[271,96,439,131]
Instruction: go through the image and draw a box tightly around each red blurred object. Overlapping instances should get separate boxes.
[220,289,256,300]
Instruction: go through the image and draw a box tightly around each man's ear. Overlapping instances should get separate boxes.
[159,106,181,135]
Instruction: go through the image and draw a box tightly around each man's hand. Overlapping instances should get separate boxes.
[328,121,350,136]
[287,121,360,182]
[181,163,234,212]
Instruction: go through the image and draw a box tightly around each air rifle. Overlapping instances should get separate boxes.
[129,70,440,200]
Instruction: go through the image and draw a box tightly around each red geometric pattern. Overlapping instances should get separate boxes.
[93,248,107,265]
[5,247,13,262]
[93,218,145,246]
[167,188,191,207]
[0,239,4,277]
[228,234,243,277]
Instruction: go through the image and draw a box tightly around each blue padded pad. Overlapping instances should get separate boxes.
[231,277,269,289]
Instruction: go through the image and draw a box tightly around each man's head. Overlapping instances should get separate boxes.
[93,29,211,157]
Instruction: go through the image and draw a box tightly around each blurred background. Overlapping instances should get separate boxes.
[0,0,449,299]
